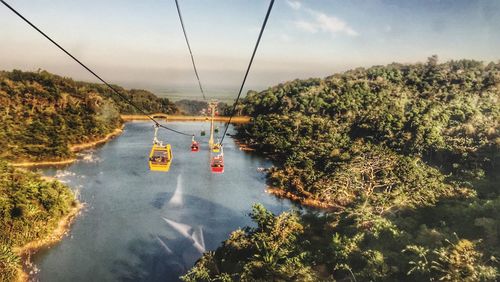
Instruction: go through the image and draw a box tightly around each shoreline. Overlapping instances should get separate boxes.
[11,125,124,168]
[233,137,337,210]
[121,114,251,123]
[10,115,250,168]
[70,125,124,152]
[233,138,336,210]
[11,158,76,168]
[266,187,340,211]
[234,139,256,151]
[14,202,83,282]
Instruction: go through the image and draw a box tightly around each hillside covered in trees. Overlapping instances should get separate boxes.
[183,58,500,281]
[0,160,76,281]
[175,99,231,116]
[0,69,179,162]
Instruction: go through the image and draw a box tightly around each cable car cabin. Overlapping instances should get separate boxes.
[191,141,199,152]
[212,144,221,153]
[149,144,172,172]
[201,130,206,136]
[210,155,224,173]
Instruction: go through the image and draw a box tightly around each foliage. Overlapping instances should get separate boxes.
[175,99,209,115]
[120,89,178,114]
[405,238,497,281]
[0,160,76,281]
[187,58,499,281]
[0,69,178,162]
[175,99,231,116]
[182,204,316,282]
[241,58,499,181]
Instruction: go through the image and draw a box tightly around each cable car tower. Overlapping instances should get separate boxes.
[208,100,218,149]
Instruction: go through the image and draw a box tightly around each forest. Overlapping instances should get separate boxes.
[182,58,500,281]
[0,160,76,281]
[0,69,179,162]
[175,99,231,116]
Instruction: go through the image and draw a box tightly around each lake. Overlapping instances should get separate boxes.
[32,121,293,281]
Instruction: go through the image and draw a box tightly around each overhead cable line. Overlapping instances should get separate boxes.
[0,0,192,137]
[219,0,275,144]
[174,0,206,100]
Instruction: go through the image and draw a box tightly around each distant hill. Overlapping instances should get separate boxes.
[175,99,208,115]
[175,99,231,116]
[0,69,179,162]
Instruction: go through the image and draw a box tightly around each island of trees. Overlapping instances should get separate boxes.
[182,57,499,281]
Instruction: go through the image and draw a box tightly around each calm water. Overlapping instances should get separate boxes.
[32,121,293,282]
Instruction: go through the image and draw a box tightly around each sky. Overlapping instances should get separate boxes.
[1,0,499,97]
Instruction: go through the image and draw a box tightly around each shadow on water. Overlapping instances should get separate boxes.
[113,192,248,282]
[112,237,185,282]
[151,192,171,209]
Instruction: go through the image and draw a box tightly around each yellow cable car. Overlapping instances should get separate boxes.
[212,143,221,153]
[149,143,172,171]
[148,125,173,172]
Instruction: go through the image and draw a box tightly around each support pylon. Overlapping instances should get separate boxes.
[208,100,217,148]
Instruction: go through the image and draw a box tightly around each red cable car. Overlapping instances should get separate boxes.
[191,141,199,152]
[210,155,224,173]
[191,135,199,152]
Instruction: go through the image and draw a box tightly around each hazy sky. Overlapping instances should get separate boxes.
[1,0,499,95]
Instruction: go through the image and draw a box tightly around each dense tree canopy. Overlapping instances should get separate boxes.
[175,99,231,116]
[182,204,317,282]
[0,161,76,281]
[0,69,179,162]
[186,58,499,281]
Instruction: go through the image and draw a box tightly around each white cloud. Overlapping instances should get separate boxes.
[296,20,318,33]
[316,13,358,36]
[294,8,359,37]
[286,0,302,10]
